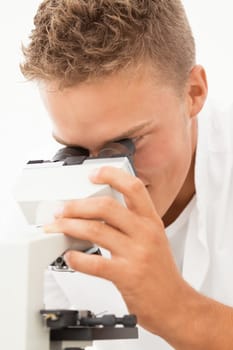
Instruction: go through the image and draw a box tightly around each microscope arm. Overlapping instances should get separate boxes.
[0,232,82,350]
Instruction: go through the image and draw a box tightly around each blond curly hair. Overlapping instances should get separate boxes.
[21,0,195,89]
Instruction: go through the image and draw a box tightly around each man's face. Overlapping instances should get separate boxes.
[40,68,199,219]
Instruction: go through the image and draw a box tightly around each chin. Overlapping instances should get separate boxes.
[145,185,172,218]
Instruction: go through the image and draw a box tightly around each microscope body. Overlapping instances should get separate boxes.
[0,154,137,350]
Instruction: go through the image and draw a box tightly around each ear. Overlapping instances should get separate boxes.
[186,65,208,118]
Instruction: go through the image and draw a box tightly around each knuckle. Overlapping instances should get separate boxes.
[64,200,77,214]
[86,220,102,235]
[133,247,155,274]
[91,261,101,275]
[98,196,115,211]
[96,166,111,179]
[128,177,143,193]
[55,218,66,230]
[135,218,165,246]
[91,258,106,276]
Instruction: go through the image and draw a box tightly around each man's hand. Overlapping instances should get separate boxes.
[46,166,233,350]
[44,167,233,350]
[44,166,189,337]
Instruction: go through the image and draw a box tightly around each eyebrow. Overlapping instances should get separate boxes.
[107,121,152,143]
[53,121,152,148]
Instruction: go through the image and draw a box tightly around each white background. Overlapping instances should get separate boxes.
[0,0,233,232]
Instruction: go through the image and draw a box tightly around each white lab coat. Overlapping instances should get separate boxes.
[45,100,233,349]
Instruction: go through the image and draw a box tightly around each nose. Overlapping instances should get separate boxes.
[89,150,99,158]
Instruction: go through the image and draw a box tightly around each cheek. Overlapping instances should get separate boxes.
[134,131,191,179]
[134,144,162,173]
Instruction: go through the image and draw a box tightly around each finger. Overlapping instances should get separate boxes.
[90,166,156,217]
[44,217,130,254]
[61,196,139,238]
[64,250,116,281]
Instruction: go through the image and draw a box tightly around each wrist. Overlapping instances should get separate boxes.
[162,280,210,349]
[163,280,233,350]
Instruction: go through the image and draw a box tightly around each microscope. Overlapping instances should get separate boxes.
[0,139,138,350]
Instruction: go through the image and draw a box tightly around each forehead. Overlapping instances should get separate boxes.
[40,71,178,149]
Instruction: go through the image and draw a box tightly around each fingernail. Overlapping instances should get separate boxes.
[43,224,56,233]
[89,168,100,180]
[64,251,71,264]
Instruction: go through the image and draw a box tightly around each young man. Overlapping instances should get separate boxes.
[21,1,233,349]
